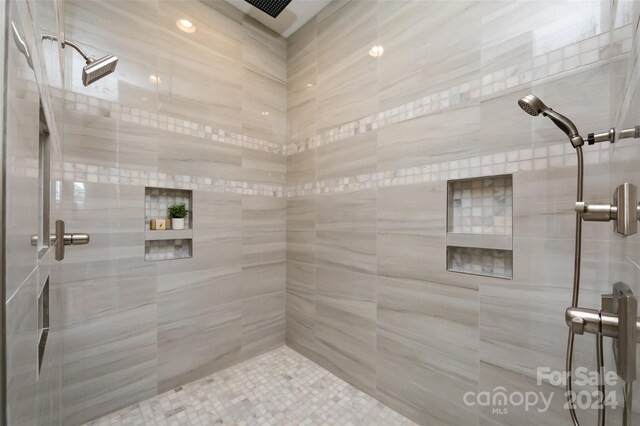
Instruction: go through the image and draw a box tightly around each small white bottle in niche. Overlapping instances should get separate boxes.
[167,203,189,230]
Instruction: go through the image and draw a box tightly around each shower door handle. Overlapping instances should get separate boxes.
[54,220,90,261]
[55,220,65,261]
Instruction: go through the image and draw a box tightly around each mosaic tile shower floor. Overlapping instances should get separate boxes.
[86,346,416,426]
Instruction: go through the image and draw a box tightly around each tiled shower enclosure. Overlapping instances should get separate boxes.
[3,0,640,425]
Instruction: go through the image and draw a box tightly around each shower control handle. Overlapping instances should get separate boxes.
[575,201,616,221]
[566,307,640,340]
[576,183,639,236]
[566,282,638,384]
[613,283,637,383]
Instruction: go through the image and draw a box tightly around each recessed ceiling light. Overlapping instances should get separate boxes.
[368,45,384,58]
[306,83,314,88]
[149,75,161,84]
[261,111,270,116]
[177,19,196,33]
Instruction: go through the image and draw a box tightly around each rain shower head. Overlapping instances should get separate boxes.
[82,55,118,86]
[244,0,293,18]
[518,94,584,147]
[42,35,118,86]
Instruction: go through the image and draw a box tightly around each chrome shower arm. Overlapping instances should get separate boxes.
[41,34,92,62]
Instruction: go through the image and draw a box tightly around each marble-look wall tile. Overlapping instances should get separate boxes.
[378,1,482,111]
[314,266,377,395]
[312,189,378,394]
[242,67,287,144]
[242,195,286,267]
[286,149,316,186]
[377,106,481,173]
[64,111,158,171]
[157,295,242,393]
[377,322,478,426]
[316,0,378,131]
[61,304,158,425]
[378,183,478,289]
[158,129,243,182]
[241,291,285,360]
[286,196,316,264]
[242,148,286,186]
[285,260,316,357]
[242,16,287,84]
[288,18,317,144]
[316,189,377,274]
[240,195,286,359]
[317,131,377,180]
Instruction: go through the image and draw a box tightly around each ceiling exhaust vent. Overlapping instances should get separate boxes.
[244,0,293,18]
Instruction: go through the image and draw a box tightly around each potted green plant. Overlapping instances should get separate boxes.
[167,203,190,230]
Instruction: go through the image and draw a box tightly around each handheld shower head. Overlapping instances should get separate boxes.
[518,94,547,116]
[518,94,584,147]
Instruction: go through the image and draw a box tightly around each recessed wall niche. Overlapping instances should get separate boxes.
[144,187,193,261]
[446,175,513,279]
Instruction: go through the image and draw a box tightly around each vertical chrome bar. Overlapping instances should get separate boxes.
[596,333,605,426]
[0,0,7,421]
[623,381,633,426]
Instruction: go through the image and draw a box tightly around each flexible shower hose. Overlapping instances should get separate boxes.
[565,146,611,426]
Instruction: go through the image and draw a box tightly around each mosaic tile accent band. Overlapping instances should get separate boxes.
[287,142,610,197]
[145,239,192,262]
[447,246,513,279]
[85,346,416,426]
[8,138,611,199]
[54,161,286,197]
[56,88,284,155]
[449,175,513,235]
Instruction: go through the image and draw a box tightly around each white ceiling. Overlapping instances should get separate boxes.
[223,0,332,37]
